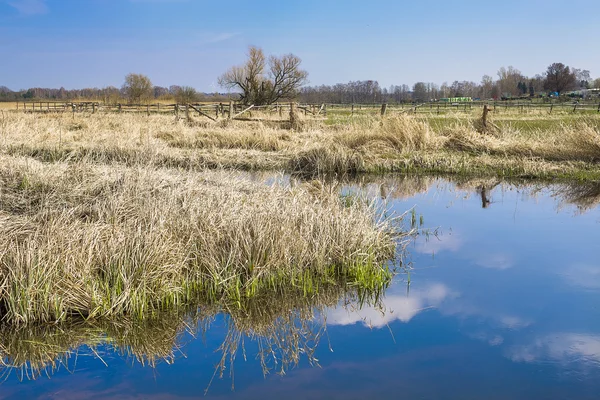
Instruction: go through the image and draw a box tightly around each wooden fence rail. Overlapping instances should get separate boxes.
[14,100,600,117]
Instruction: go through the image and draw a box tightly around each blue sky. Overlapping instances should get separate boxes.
[1,0,598,91]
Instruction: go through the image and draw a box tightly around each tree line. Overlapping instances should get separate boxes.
[2,47,598,106]
[300,63,599,104]
[0,79,233,104]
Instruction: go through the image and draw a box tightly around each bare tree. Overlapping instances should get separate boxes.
[497,66,525,98]
[218,46,308,105]
[122,73,153,104]
[174,86,198,104]
[572,68,592,89]
[543,63,576,95]
[480,75,494,99]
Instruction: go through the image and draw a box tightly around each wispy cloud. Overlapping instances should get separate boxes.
[202,32,239,44]
[506,333,600,365]
[563,264,600,290]
[5,0,48,15]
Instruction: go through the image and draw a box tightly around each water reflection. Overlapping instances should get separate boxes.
[345,174,600,213]
[327,283,452,327]
[0,274,393,391]
[507,334,600,367]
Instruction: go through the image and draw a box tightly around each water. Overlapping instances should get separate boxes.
[2,176,600,399]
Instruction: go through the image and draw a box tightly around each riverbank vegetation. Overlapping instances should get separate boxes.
[0,154,402,325]
[0,272,387,384]
[2,111,600,180]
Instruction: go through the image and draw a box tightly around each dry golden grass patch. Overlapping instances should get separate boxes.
[2,111,600,179]
[0,154,400,325]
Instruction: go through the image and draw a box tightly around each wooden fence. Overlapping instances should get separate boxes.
[324,101,600,115]
[15,101,329,121]
[14,100,600,117]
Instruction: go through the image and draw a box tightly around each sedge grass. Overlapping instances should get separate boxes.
[0,154,403,325]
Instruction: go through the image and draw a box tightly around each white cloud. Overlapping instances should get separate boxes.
[507,333,600,365]
[563,264,600,290]
[5,0,48,15]
[327,283,452,328]
[498,315,532,329]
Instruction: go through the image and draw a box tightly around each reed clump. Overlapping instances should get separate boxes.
[0,155,400,325]
[289,144,365,176]
[333,115,432,152]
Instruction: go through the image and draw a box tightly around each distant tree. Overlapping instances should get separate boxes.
[412,82,428,102]
[543,63,576,95]
[497,66,524,97]
[572,68,591,89]
[122,73,153,104]
[439,82,451,98]
[594,78,600,89]
[153,86,169,99]
[218,46,308,105]
[517,81,528,95]
[100,86,121,104]
[490,85,500,99]
[175,86,199,104]
[480,75,494,99]
[528,80,535,97]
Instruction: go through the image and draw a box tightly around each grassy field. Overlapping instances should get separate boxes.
[2,110,600,180]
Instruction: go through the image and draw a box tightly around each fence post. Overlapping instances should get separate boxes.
[573,103,577,113]
[289,102,298,128]
[92,103,96,114]
[351,103,354,116]
[228,101,234,120]
[597,102,600,113]
[380,103,387,117]
[482,104,489,129]
[324,104,327,116]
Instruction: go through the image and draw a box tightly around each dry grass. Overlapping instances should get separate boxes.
[0,154,401,325]
[2,111,600,179]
